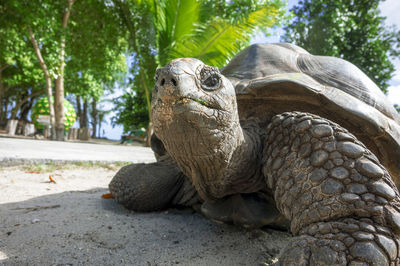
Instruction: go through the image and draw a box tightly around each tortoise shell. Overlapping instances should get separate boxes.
[221,43,400,186]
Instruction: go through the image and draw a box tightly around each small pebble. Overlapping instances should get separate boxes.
[31,218,40,224]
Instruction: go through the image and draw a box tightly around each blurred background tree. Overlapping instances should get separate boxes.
[0,17,45,129]
[0,0,128,139]
[112,89,149,135]
[111,0,288,145]
[283,0,400,92]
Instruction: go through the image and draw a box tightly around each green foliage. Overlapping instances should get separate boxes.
[395,104,400,113]
[154,0,201,66]
[0,0,128,127]
[65,0,129,100]
[112,90,149,134]
[282,0,400,92]
[153,0,288,67]
[0,15,45,103]
[171,0,287,67]
[1,0,67,75]
[112,0,288,132]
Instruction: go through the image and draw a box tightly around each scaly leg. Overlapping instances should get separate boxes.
[263,112,400,265]
[109,156,200,211]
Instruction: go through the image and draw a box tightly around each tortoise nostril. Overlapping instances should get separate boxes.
[161,78,165,86]
[171,78,177,87]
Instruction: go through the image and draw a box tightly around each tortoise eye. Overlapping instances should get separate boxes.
[203,74,220,88]
[200,66,221,91]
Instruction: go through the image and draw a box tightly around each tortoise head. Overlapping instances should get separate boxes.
[151,58,244,200]
[151,58,239,143]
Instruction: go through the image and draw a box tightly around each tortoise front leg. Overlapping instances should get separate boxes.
[263,112,400,265]
[109,157,201,211]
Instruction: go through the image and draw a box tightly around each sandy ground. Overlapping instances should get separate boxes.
[0,165,290,266]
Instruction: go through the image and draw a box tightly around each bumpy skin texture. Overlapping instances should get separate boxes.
[263,112,400,265]
[109,157,200,211]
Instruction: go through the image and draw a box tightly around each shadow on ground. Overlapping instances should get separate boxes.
[0,188,290,265]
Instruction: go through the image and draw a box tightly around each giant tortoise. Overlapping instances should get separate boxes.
[109,43,400,265]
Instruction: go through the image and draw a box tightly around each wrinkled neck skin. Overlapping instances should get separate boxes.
[154,105,264,202]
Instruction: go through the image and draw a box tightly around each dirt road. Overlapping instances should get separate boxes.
[0,137,155,165]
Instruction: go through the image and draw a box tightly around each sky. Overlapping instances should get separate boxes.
[101,0,400,140]
[380,0,400,105]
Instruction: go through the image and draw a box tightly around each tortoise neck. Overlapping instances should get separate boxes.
[216,120,264,199]
[166,118,264,202]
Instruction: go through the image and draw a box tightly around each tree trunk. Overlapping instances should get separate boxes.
[10,104,19,120]
[0,89,5,125]
[139,70,152,147]
[10,91,42,120]
[98,112,105,138]
[82,99,88,128]
[3,97,9,121]
[0,89,5,126]
[146,123,153,147]
[77,96,90,129]
[0,65,9,125]
[28,27,56,140]
[10,91,24,120]
[76,95,82,127]
[54,77,65,140]
[91,99,98,138]
[19,95,37,121]
[98,122,101,138]
[54,0,75,141]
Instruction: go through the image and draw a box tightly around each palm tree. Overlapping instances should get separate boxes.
[112,0,288,145]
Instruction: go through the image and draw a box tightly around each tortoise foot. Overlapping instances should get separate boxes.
[109,158,199,211]
[279,219,398,265]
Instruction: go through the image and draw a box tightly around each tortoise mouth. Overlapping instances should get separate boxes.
[174,96,222,111]
[153,96,224,118]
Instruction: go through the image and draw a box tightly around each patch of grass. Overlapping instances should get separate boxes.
[20,161,130,172]
[70,161,130,170]
[22,162,58,172]
[114,161,132,167]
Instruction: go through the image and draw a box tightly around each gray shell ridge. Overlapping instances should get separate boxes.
[221,43,400,186]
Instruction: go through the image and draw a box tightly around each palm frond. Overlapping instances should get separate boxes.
[171,7,281,67]
[155,0,200,66]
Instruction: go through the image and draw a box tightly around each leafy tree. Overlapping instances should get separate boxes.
[112,0,288,144]
[112,89,149,135]
[61,0,128,138]
[1,0,128,138]
[0,18,45,126]
[1,0,78,139]
[282,0,400,92]
[66,0,128,99]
